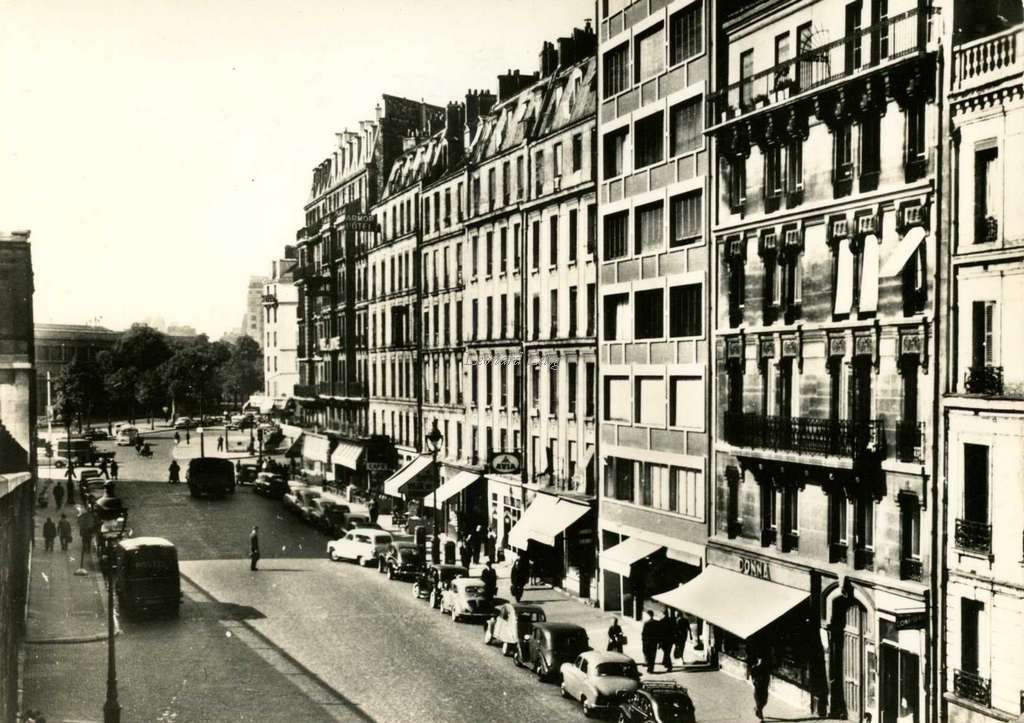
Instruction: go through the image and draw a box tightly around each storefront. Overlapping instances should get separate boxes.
[299,432,333,481]
[508,491,595,598]
[329,439,364,490]
[433,468,486,539]
[486,473,524,554]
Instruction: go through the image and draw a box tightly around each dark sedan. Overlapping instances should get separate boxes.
[381,542,425,580]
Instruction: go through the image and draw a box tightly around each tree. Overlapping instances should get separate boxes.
[52,354,103,434]
[160,335,230,418]
[221,335,265,407]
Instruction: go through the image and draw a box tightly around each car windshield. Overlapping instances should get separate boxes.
[596,662,637,677]
[518,611,544,622]
[461,585,485,595]
[374,536,392,545]
[652,693,693,723]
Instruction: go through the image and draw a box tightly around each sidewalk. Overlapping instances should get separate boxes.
[464,558,814,723]
[170,436,253,462]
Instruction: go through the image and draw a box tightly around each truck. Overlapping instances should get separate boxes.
[56,438,115,466]
[185,457,236,498]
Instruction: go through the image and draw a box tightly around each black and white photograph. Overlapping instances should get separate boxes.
[1,0,1022,721]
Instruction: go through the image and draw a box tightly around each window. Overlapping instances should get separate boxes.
[740,50,754,108]
[607,457,634,502]
[669,376,703,429]
[855,496,875,551]
[572,134,583,172]
[960,598,983,674]
[763,248,782,317]
[456,300,463,343]
[971,300,998,368]
[501,162,510,205]
[549,216,559,266]
[669,283,702,337]
[634,23,665,82]
[549,289,558,337]
[586,283,596,335]
[568,209,578,263]
[963,444,989,525]
[486,298,493,340]
[764,145,783,208]
[604,43,629,96]
[870,0,889,64]
[471,363,478,404]
[604,211,628,259]
[513,225,521,270]
[834,122,854,196]
[471,299,478,340]
[829,492,848,559]
[669,1,702,65]
[905,103,926,182]
[444,188,451,224]
[499,228,507,274]
[797,23,813,90]
[634,112,664,169]
[727,156,746,212]
[585,362,595,417]
[728,244,746,326]
[567,362,577,415]
[549,366,559,416]
[900,494,921,563]
[604,376,630,421]
[860,114,881,191]
[513,294,521,337]
[534,149,544,196]
[531,365,541,408]
[500,295,507,339]
[586,204,597,255]
[569,286,578,336]
[515,156,524,199]
[532,295,540,340]
[486,231,494,277]
[634,289,664,339]
[635,202,663,254]
[531,221,541,270]
[670,97,702,156]
[775,32,790,69]
[786,140,804,196]
[781,485,799,550]
[471,235,479,277]
[553,142,563,178]
[604,293,631,340]
[604,128,628,178]
[974,145,999,242]
[760,481,776,543]
[635,376,666,425]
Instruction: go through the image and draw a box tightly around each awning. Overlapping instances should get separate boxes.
[653,566,807,640]
[833,237,855,315]
[330,440,364,471]
[873,589,926,616]
[383,455,434,497]
[284,434,304,459]
[880,226,927,277]
[859,234,880,313]
[508,494,590,549]
[434,470,481,505]
[273,397,294,411]
[600,537,663,577]
[303,434,331,464]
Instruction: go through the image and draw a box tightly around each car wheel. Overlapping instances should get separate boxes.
[501,641,512,656]
[512,649,523,667]
[329,549,340,562]
[429,590,439,609]
[537,658,549,681]
[581,696,594,718]
[483,625,493,645]
[560,684,570,699]
[386,566,394,580]
[356,556,364,566]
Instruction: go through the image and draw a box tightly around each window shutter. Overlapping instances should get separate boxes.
[792,255,803,305]
[771,258,782,306]
[985,301,997,365]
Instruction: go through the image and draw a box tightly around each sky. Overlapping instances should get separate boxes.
[0,0,593,338]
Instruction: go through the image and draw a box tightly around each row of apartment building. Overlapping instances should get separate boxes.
[266,3,1023,722]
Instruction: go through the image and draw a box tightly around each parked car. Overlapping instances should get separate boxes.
[326,529,392,565]
[253,473,288,499]
[413,564,469,608]
[559,650,641,717]
[79,468,104,483]
[85,427,110,441]
[173,417,192,429]
[516,622,590,682]
[296,489,323,522]
[282,484,309,516]
[114,536,181,617]
[320,500,353,536]
[381,541,425,580]
[440,577,502,622]
[343,513,378,531]
[484,602,547,656]
[115,426,139,446]
[185,457,235,497]
[236,462,259,485]
[617,682,696,723]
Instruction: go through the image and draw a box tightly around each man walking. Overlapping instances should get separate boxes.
[217,436,224,452]
[659,611,676,672]
[641,609,659,672]
[748,650,772,721]
[480,559,498,600]
[42,517,57,551]
[110,459,118,481]
[174,431,180,445]
[52,482,64,509]
[168,459,180,484]
[368,497,378,525]
[58,513,73,552]
[66,475,75,505]
[185,429,190,445]
[99,457,109,479]
[64,461,77,481]
[249,525,260,571]
[77,508,94,562]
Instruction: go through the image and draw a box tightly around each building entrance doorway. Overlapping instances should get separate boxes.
[842,602,867,721]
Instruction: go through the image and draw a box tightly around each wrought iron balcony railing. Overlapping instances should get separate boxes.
[293,384,317,399]
[953,669,991,707]
[896,420,925,463]
[709,7,928,127]
[964,365,1004,395]
[953,26,1022,94]
[900,558,923,582]
[955,518,992,555]
[723,412,882,458]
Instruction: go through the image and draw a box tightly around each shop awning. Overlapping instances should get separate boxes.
[653,566,807,640]
[508,494,590,549]
[284,434,304,459]
[600,537,663,578]
[303,434,331,464]
[880,226,927,277]
[833,238,855,316]
[434,470,481,505]
[330,440,363,471]
[859,234,880,313]
[873,589,926,616]
[383,455,434,497]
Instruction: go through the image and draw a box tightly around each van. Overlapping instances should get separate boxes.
[186,457,236,498]
[116,426,139,446]
[114,537,181,616]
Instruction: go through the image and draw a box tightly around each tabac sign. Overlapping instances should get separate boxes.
[489,451,521,475]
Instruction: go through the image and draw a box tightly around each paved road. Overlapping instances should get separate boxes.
[34,430,586,722]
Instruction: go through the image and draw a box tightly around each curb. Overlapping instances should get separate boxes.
[179,570,375,723]
[24,631,115,645]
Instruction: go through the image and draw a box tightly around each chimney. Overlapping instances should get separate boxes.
[539,41,558,78]
[375,103,382,122]
[557,37,576,68]
[574,22,597,59]
[465,90,481,141]
[445,101,465,165]
[402,130,418,151]
[478,89,497,117]
[497,69,540,102]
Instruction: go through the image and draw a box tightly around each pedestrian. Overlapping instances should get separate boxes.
[58,513,73,552]
[98,457,108,479]
[217,436,224,452]
[368,497,379,525]
[485,519,497,562]
[480,559,498,600]
[607,616,626,653]
[510,553,529,602]
[168,459,180,484]
[52,483,64,509]
[459,537,472,569]
[64,462,77,481]
[249,525,260,571]
[748,650,772,720]
[110,459,118,481]
[174,431,180,445]
[641,609,659,672]
[501,513,511,550]
[76,509,93,558]
[674,614,690,663]
[185,430,190,445]
[472,524,483,565]
[659,611,675,672]
[42,517,57,551]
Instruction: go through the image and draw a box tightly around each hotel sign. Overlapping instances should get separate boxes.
[343,214,379,232]
[738,556,772,581]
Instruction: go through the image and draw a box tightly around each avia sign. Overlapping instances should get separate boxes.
[489,452,521,475]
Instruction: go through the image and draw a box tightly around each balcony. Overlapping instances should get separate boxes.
[293,384,317,399]
[723,412,882,458]
[709,7,929,128]
[952,26,1022,95]
[964,365,1003,395]
[955,518,992,555]
[953,669,991,708]
[896,421,925,463]
[854,547,875,570]
[900,557,923,582]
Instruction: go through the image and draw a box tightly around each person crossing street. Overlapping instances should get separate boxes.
[249,526,260,571]
[168,459,180,484]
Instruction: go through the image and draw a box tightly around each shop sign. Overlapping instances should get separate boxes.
[366,462,389,472]
[343,214,379,231]
[489,451,521,475]
[896,612,927,630]
[738,556,771,581]
[404,479,436,496]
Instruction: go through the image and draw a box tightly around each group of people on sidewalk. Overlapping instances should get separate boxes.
[638,609,690,673]
[40,514,73,551]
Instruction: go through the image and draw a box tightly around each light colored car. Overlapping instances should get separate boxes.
[483,602,547,655]
[326,528,392,566]
[116,426,139,446]
[440,577,501,622]
[560,650,641,716]
[173,417,192,430]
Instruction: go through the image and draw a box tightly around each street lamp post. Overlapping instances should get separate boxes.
[425,420,443,565]
[198,426,205,457]
[94,481,129,723]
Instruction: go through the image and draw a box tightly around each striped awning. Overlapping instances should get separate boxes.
[383,455,434,497]
[508,494,590,549]
[330,441,363,471]
[433,470,482,505]
[302,434,331,464]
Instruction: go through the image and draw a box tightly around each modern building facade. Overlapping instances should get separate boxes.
[262,248,299,401]
[940,3,1024,722]
[595,0,713,616]
[244,275,269,344]
[705,0,940,720]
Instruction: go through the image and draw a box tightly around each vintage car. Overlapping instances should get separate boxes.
[381,541,425,580]
[439,577,502,622]
[282,484,310,516]
[113,536,181,617]
[252,473,288,500]
[483,602,547,656]
[617,682,696,723]
[515,622,590,682]
[412,564,469,608]
[236,461,260,485]
[326,528,392,566]
[559,650,641,716]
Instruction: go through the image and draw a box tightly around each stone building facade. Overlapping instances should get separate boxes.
[262,249,299,401]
